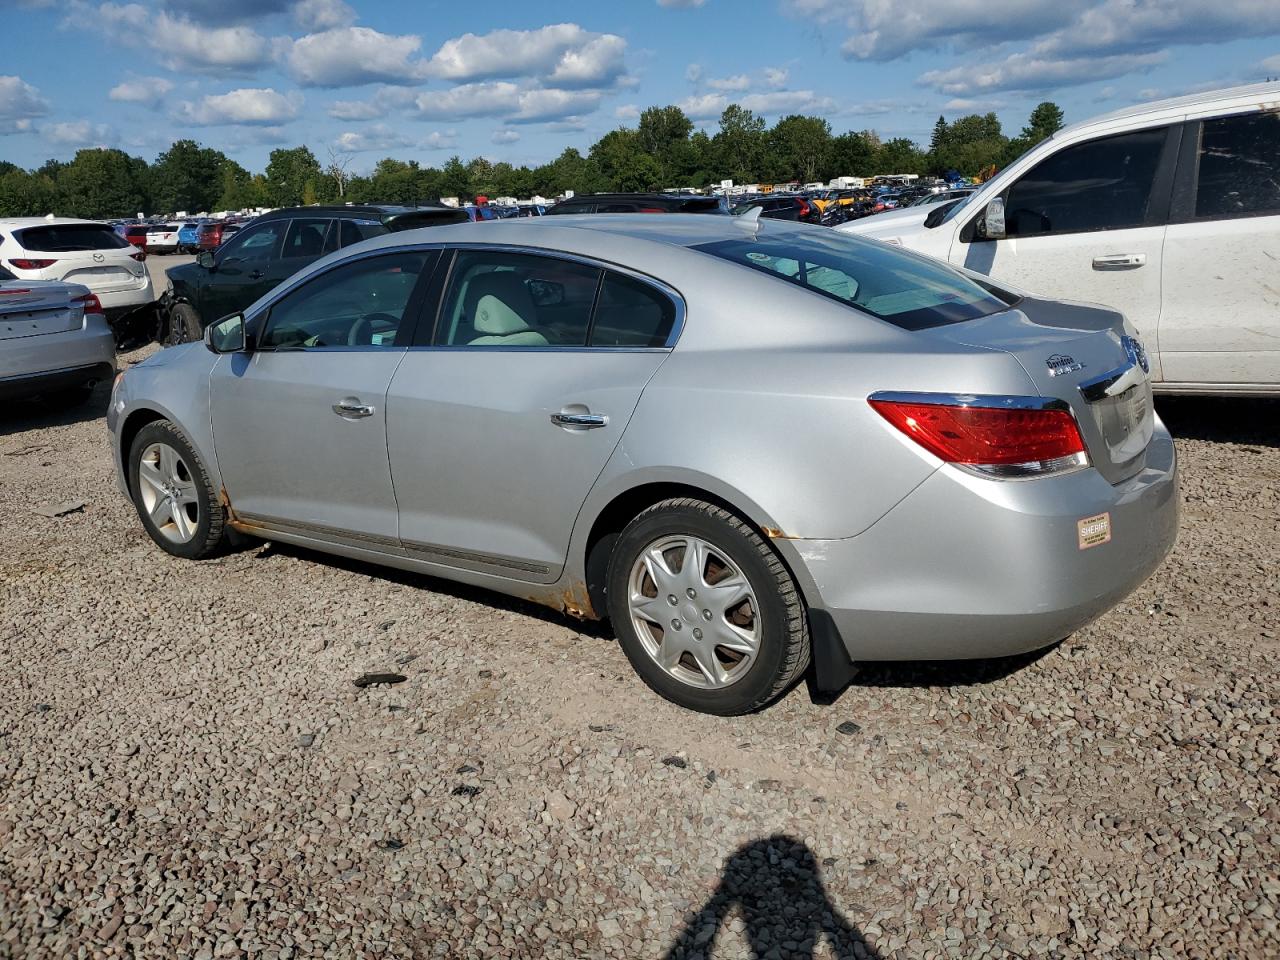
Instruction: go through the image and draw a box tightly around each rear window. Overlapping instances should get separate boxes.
[17,224,130,252]
[693,231,1014,331]
[339,219,391,247]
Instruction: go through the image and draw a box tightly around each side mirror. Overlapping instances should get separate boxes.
[204,313,246,354]
[979,197,1006,240]
[196,250,216,270]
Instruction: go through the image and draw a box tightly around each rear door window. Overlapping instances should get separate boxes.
[591,273,676,347]
[1000,128,1167,237]
[694,232,1012,331]
[17,224,130,252]
[1193,111,1280,219]
[281,218,332,259]
[434,250,601,347]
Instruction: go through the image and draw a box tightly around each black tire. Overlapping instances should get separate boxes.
[606,497,810,715]
[127,420,228,560]
[168,303,204,345]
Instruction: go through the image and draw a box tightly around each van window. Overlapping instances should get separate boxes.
[1001,128,1166,237]
[1194,112,1280,219]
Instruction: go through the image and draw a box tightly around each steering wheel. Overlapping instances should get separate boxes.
[348,312,399,346]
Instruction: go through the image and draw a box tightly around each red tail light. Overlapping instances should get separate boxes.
[637,207,666,213]
[8,258,57,270]
[72,293,104,315]
[869,394,1088,478]
[798,200,811,217]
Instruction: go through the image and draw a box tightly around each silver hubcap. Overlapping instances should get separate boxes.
[137,442,200,544]
[627,534,761,689]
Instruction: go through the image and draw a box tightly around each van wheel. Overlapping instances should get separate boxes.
[128,420,227,560]
[606,498,810,715]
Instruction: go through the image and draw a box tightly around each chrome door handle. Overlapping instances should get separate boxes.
[1092,253,1145,270]
[550,412,608,429]
[333,398,375,419]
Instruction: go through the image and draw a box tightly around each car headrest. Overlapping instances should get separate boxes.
[469,272,536,336]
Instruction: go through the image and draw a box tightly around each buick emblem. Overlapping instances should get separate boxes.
[1046,354,1084,377]
[1122,335,1150,374]
[92,252,105,263]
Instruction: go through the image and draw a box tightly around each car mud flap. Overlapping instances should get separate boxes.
[809,608,858,696]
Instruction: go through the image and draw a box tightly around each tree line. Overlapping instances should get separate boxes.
[0,101,1064,219]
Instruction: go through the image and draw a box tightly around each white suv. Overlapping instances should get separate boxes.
[840,82,1280,396]
[0,218,155,331]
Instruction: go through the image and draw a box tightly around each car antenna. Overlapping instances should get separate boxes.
[735,204,763,239]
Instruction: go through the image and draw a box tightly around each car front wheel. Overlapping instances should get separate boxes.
[128,420,228,560]
[606,497,810,715]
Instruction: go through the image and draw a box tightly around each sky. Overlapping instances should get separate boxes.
[1,0,1279,175]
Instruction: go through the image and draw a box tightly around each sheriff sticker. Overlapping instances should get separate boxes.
[1077,512,1112,550]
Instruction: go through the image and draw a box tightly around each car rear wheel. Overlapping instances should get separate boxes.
[606,497,810,715]
[168,303,203,345]
[128,420,227,560]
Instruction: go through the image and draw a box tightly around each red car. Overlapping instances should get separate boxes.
[196,221,242,251]
[118,224,150,254]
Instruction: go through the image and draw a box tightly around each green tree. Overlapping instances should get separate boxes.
[438,156,471,200]
[874,137,927,176]
[150,139,227,213]
[591,128,662,191]
[56,148,149,218]
[636,105,695,184]
[264,146,322,207]
[768,114,832,183]
[0,168,57,217]
[1022,102,1065,143]
[713,104,766,184]
[929,115,948,153]
[829,131,878,177]
[927,113,1007,176]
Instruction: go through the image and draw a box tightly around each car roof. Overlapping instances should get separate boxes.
[252,204,454,221]
[0,217,111,227]
[1056,81,1280,139]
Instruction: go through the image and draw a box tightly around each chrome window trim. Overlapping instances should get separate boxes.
[244,240,688,352]
[868,390,1071,412]
[431,242,686,350]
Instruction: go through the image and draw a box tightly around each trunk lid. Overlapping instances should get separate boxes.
[0,282,83,340]
[922,297,1154,484]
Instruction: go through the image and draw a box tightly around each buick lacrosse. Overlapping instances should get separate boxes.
[108,215,1178,714]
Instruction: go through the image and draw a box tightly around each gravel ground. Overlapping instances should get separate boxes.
[1,357,1276,960]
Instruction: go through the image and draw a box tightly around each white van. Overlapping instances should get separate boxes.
[840,82,1280,396]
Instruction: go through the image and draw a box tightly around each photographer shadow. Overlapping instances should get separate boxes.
[663,835,881,960]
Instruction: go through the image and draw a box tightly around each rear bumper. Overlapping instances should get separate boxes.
[794,420,1179,661]
[96,276,155,311]
[0,315,116,399]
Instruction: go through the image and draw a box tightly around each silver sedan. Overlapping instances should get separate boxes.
[107,215,1178,714]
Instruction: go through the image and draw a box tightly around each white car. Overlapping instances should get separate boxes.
[0,218,155,333]
[146,223,180,254]
[840,82,1280,396]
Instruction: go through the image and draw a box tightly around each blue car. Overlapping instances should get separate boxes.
[176,220,206,254]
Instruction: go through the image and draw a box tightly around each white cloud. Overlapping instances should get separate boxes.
[281,26,429,87]
[158,0,289,24]
[414,82,519,120]
[1038,1,1280,58]
[423,131,457,150]
[412,82,601,123]
[333,124,415,153]
[95,4,270,72]
[175,88,303,125]
[920,50,1167,96]
[615,104,641,120]
[1260,54,1280,74]
[326,86,416,121]
[293,0,355,30]
[685,63,704,84]
[0,75,49,134]
[763,67,789,88]
[942,97,1006,111]
[426,24,628,88]
[109,76,174,105]
[45,120,114,147]
[678,93,728,120]
[658,0,705,7]
[491,129,521,144]
[740,89,837,114]
[707,74,751,92]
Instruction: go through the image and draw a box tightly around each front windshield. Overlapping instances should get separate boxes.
[930,188,983,227]
[693,230,1014,331]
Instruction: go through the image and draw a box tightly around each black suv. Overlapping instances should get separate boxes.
[730,194,823,224]
[546,193,728,215]
[162,204,466,343]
